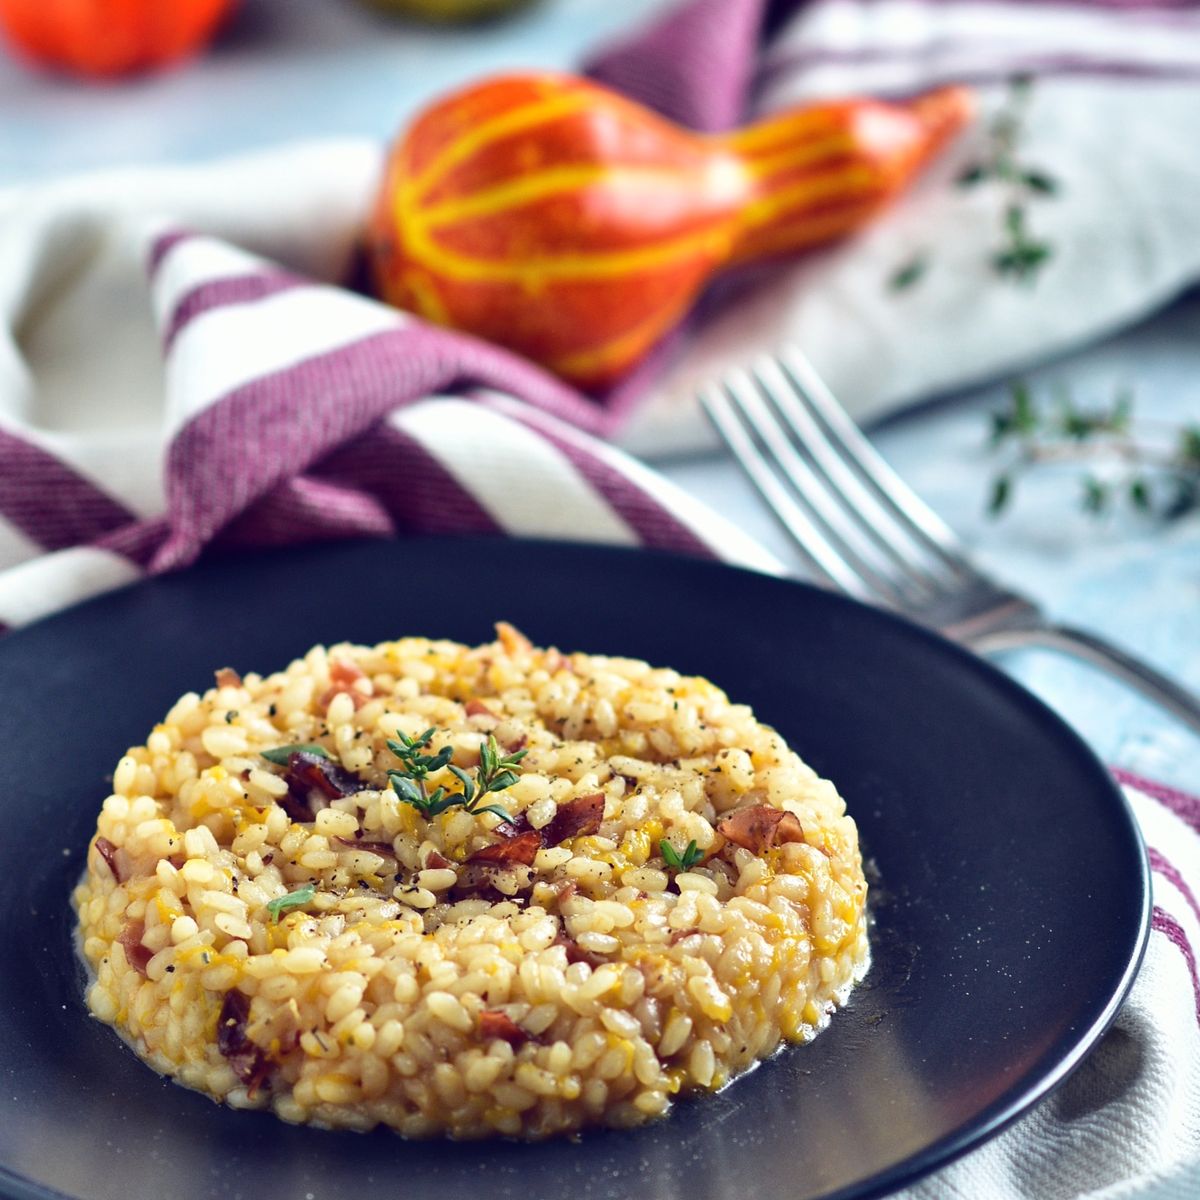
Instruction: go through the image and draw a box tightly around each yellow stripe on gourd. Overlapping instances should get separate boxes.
[392,200,732,285]
[729,199,877,263]
[400,268,453,325]
[548,295,695,377]
[739,164,879,230]
[418,164,711,229]
[743,133,856,182]
[408,90,598,202]
[718,109,836,154]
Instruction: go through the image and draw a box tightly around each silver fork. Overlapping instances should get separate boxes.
[700,348,1200,736]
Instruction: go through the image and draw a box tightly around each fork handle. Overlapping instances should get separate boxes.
[969,623,1200,737]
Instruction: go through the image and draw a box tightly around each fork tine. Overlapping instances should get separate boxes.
[699,382,878,602]
[776,348,974,579]
[749,358,945,601]
[721,369,928,608]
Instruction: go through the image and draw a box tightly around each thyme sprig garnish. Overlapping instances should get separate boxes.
[387,729,527,822]
[659,839,704,872]
[266,882,316,922]
[986,381,1200,518]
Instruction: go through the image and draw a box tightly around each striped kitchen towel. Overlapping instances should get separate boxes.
[0,224,782,632]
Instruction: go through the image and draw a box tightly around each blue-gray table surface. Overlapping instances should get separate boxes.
[3,0,1196,790]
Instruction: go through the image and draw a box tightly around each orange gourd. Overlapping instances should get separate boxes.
[0,0,235,77]
[369,72,973,390]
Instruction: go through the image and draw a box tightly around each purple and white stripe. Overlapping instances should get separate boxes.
[591,0,1200,125]
[0,222,778,630]
[1116,770,1200,1027]
[758,0,1200,101]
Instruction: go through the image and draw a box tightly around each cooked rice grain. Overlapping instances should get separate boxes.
[74,625,869,1137]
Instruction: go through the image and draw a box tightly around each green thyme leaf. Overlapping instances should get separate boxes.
[1082,476,1110,514]
[479,737,496,778]
[389,774,422,805]
[471,803,516,822]
[1021,168,1058,195]
[986,381,1200,521]
[266,882,316,922]
[448,764,476,803]
[261,743,330,765]
[1179,426,1200,467]
[954,77,1060,286]
[424,747,454,773]
[956,163,989,188]
[659,838,703,872]
[888,254,929,293]
[1112,389,1134,433]
[987,474,1013,516]
[1011,381,1036,434]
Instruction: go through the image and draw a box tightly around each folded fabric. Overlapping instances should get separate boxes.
[0,221,780,630]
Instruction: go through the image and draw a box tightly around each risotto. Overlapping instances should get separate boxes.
[74,624,869,1138]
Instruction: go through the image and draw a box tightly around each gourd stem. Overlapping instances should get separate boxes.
[720,86,974,265]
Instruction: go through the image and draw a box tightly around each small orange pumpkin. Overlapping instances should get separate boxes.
[369,72,972,390]
[0,0,236,78]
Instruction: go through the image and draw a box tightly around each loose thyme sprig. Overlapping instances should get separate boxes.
[659,839,704,872]
[386,729,527,821]
[958,75,1057,285]
[889,75,1059,292]
[986,381,1200,518]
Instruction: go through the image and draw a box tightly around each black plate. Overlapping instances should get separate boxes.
[0,538,1148,1200]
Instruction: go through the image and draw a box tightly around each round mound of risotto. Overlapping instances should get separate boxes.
[75,624,869,1138]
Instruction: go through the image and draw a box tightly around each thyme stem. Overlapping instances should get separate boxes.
[986,381,1200,519]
